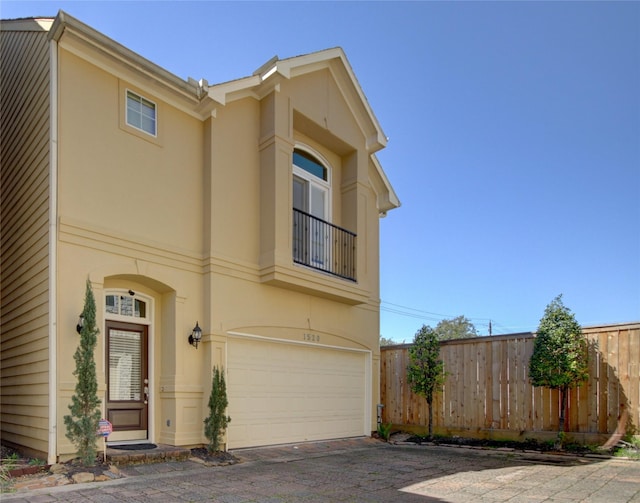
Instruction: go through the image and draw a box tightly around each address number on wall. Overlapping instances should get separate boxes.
[303,333,320,342]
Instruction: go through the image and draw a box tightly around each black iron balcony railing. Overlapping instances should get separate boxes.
[293,208,357,282]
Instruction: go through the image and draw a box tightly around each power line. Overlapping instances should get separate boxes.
[380,306,443,322]
[381,300,493,323]
[380,299,536,335]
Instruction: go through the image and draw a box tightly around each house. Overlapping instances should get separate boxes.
[0,11,399,463]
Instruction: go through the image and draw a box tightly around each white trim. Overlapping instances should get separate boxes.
[293,144,332,185]
[364,351,372,435]
[47,36,59,465]
[125,88,158,138]
[226,330,373,440]
[226,330,370,354]
[292,168,330,221]
[293,144,332,221]
[103,290,152,325]
[103,290,154,443]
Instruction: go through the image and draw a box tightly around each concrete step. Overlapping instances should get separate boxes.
[105,444,191,465]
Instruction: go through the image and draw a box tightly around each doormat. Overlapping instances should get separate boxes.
[109,443,157,451]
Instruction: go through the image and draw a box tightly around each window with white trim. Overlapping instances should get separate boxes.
[106,294,147,319]
[293,148,331,268]
[293,148,330,219]
[126,90,157,136]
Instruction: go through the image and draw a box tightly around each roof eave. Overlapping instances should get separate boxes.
[371,155,401,217]
[49,10,202,104]
[207,48,388,153]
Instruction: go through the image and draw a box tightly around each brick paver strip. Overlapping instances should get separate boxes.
[2,439,638,502]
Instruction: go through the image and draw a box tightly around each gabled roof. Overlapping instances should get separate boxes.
[208,49,399,213]
[27,10,398,214]
[208,48,388,154]
[43,11,388,157]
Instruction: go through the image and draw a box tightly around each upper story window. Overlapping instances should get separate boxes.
[293,150,327,181]
[126,90,157,137]
[292,148,330,221]
[106,294,147,319]
[292,147,356,280]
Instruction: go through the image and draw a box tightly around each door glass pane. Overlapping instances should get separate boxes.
[293,176,306,211]
[310,184,326,219]
[106,295,146,318]
[135,299,146,318]
[293,177,306,263]
[310,184,328,265]
[120,297,134,317]
[106,295,118,314]
[109,330,142,401]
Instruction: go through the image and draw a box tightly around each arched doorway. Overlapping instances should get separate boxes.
[104,290,152,442]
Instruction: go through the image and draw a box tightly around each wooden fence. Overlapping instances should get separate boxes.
[380,323,640,444]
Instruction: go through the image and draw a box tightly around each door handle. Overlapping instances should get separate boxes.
[144,379,149,404]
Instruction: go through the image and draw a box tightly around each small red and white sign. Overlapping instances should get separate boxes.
[97,419,113,437]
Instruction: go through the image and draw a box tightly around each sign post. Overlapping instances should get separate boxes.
[97,419,113,463]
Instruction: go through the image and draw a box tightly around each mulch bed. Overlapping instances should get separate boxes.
[400,434,607,455]
[190,448,239,465]
[2,445,240,493]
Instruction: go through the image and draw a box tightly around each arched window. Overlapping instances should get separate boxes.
[292,148,330,221]
[292,148,331,268]
[106,293,148,320]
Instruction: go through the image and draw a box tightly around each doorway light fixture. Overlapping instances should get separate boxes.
[76,314,84,334]
[188,321,202,349]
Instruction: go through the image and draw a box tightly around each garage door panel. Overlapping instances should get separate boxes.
[227,338,366,449]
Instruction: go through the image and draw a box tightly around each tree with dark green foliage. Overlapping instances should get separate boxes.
[64,279,102,466]
[407,325,446,439]
[434,316,478,340]
[379,335,396,347]
[204,366,231,453]
[529,295,589,437]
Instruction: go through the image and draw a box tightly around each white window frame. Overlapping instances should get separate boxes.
[104,289,155,443]
[292,146,332,222]
[293,146,332,268]
[104,290,152,325]
[125,89,157,137]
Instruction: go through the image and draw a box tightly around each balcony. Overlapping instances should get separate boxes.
[293,208,357,282]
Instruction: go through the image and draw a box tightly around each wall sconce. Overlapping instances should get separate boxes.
[188,321,202,349]
[76,314,84,334]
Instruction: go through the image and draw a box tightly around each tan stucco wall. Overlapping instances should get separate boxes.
[52,26,385,457]
[55,44,207,456]
[57,50,204,250]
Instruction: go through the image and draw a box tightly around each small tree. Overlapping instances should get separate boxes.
[380,335,396,347]
[529,295,589,438]
[407,325,446,439]
[64,279,102,466]
[434,316,478,340]
[204,366,231,453]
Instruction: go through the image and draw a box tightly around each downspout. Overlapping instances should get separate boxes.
[47,35,59,465]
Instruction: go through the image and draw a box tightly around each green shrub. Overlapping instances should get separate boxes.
[64,280,102,466]
[204,366,231,453]
[377,422,393,441]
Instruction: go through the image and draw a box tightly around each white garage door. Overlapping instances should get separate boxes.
[227,337,368,449]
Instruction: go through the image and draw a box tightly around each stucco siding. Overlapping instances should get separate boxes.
[1,12,397,455]
[57,49,204,254]
[0,23,51,454]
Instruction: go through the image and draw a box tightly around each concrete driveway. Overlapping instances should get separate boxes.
[3,437,639,502]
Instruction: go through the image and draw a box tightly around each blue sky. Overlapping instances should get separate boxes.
[3,1,639,341]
